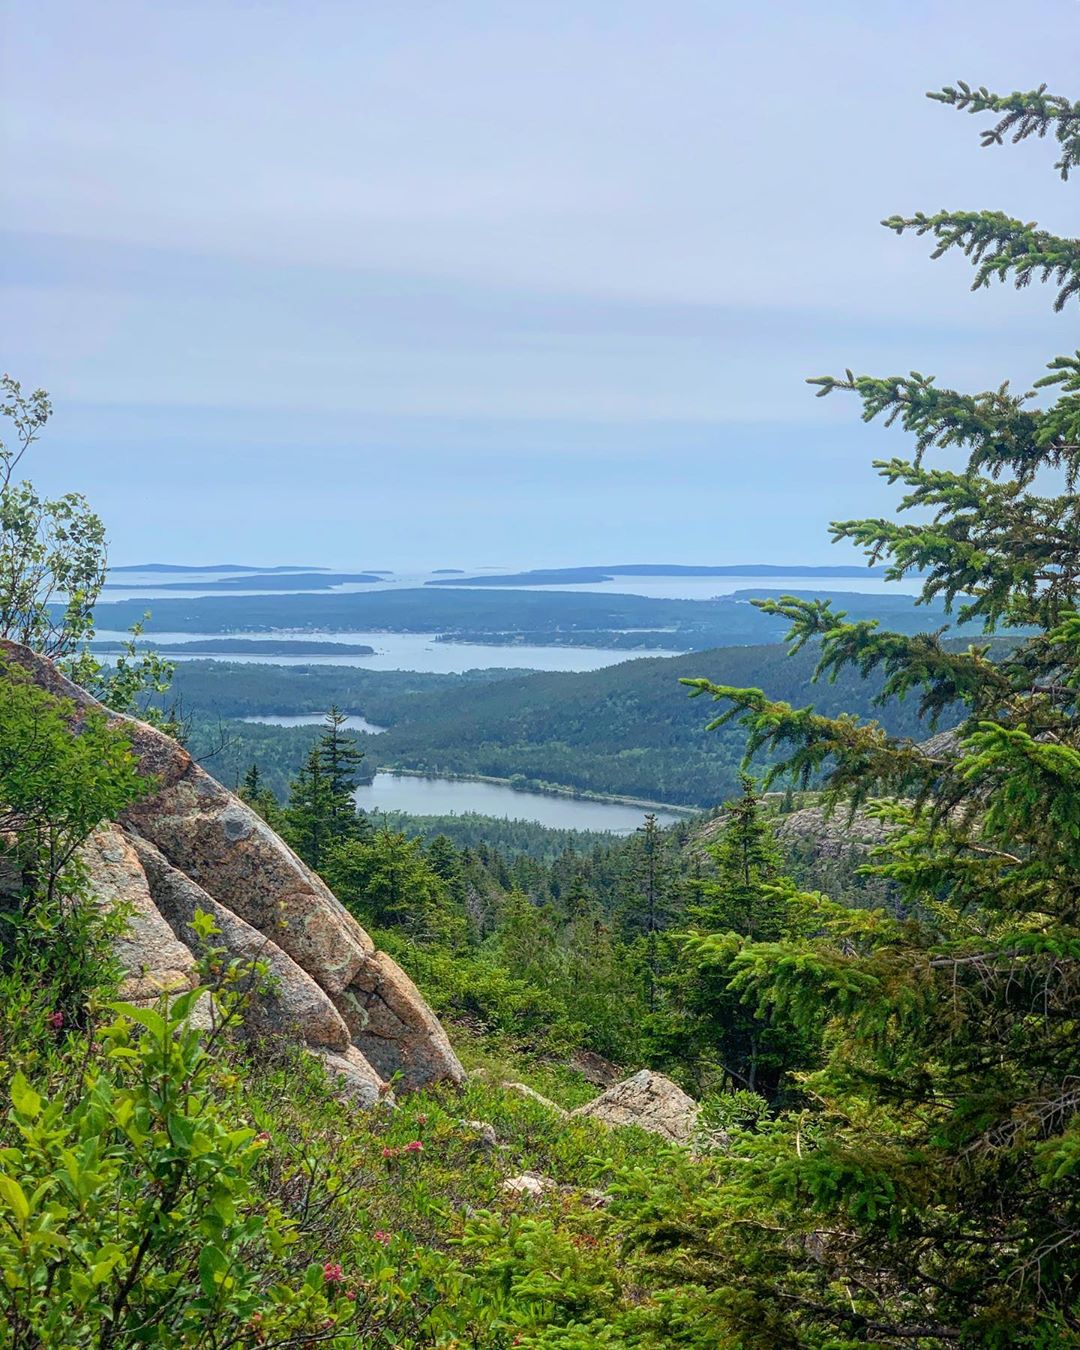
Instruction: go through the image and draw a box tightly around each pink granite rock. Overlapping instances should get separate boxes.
[130,832,353,1052]
[1,639,464,1093]
[79,826,197,1002]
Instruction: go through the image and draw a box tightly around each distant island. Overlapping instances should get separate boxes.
[92,639,376,657]
[432,568,465,574]
[427,563,901,586]
[108,563,330,573]
[104,571,383,591]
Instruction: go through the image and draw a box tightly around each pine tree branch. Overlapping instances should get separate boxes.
[880,210,1080,311]
[931,82,1080,180]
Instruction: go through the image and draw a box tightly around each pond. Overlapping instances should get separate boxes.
[352,771,687,833]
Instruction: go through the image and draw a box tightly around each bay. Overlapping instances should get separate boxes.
[94,629,672,674]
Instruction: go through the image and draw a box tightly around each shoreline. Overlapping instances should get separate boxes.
[372,765,699,818]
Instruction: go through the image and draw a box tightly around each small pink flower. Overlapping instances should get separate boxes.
[323,1261,344,1284]
[404,1140,423,1153]
[415,1113,429,1125]
[254,1130,271,1144]
[345,1288,358,1300]
[381,1146,399,1159]
[372,1230,391,1245]
[46,1011,64,1031]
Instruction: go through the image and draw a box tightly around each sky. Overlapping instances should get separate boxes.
[3,0,1078,569]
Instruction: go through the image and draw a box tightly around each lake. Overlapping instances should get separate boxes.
[352,772,687,833]
[242,713,387,734]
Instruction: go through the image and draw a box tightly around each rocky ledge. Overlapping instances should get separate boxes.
[1,640,464,1105]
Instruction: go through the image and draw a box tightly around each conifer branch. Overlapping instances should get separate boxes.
[879,210,1080,311]
[931,82,1080,179]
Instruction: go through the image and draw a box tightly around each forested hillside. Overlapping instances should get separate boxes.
[174,640,971,805]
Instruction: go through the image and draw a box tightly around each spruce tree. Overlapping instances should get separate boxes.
[654,779,802,1097]
[283,746,332,870]
[283,709,368,870]
[238,760,284,832]
[618,813,681,1011]
[690,774,785,938]
[316,705,368,846]
[239,762,262,800]
[624,83,1080,1344]
[325,828,465,945]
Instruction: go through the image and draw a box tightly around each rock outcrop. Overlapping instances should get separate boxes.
[774,803,897,908]
[1,639,464,1098]
[572,1069,699,1144]
[569,1048,622,1087]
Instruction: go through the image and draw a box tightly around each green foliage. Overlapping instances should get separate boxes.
[0,661,149,1030]
[688,776,786,936]
[0,376,106,660]
[0,376,176,727]
[0,969,718,1348]
[68,618,178,734]
[651,782,811,1098]
[319,706,369,845]
[0,661,147,891]
[0,990,383,1348]
[655,79,1080,1344]
[932,81,1080,178]
[881,83,1080,308]
[327,828,466,946]
[282,710,370,871]
[238,761,287,833]
[0,658,148,1026]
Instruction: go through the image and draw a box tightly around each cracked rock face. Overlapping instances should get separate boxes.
[1,640,465,1098]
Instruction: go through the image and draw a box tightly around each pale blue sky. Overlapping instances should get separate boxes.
[3,1,1077,568]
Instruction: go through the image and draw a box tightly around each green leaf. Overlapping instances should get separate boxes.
[10,1072,41,1120]
[109,1003,167,1039]
[168,986,204,1024]
[0,1173,30,1226]
[198,1245,227,1298]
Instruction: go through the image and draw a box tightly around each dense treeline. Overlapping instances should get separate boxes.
[94,639,378,656]
[370,641,954,805]
[432,628,681,649]
[354,811,634,861]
